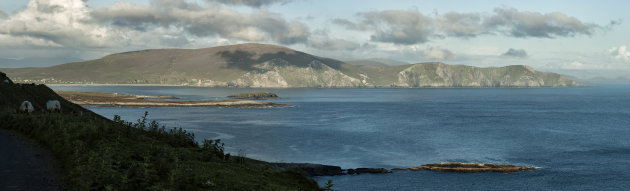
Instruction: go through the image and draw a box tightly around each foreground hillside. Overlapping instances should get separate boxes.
[0,72,321,190]
[2,43,576,87]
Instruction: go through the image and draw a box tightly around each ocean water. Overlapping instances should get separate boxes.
[50,84,630,190]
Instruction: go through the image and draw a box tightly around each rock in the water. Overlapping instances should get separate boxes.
[346,168,392,175]
[227,92,278,100]
[407,162,535,173]
[270,163,343,176]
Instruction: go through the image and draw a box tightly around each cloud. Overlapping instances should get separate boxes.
[484,8,599,38]
[608,45,630,63]
[205,0,292,8]
[436,12,483,38]
[501,48,528,58]
[335,7,604,45]
[560,61,589,70]
[0,0,310,51]
[358,10,434,44]
[0,0,120,48]
[557,61,614,70]
[308,38,360,51]
[420,47,455,60]
[332,18,364,30]
[0,0,313,67]
[92,1,309,44]
[0,10,8,20]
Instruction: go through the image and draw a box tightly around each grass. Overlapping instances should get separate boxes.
[0,73,322,190]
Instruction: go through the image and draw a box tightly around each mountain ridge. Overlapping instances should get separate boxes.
[1,43,577,87]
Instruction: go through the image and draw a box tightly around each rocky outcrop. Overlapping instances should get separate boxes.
[346,168,392,175]
[270,163,344,176]
[270,162,534,176]
[398,162,536,173]
[226,92,278,100]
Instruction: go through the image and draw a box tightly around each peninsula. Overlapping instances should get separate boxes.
[227,92,279,100]
[394,162,536,173]
[56,91,290,108]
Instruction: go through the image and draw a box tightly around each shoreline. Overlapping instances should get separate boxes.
[77,101,292,108]
[56,90,292,108]
[45,83,588,88]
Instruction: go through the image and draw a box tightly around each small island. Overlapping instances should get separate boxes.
[394,162,535,173]
[227,92,279,100]
[56,91,290,108]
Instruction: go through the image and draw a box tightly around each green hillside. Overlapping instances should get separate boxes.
[2,43,577,87]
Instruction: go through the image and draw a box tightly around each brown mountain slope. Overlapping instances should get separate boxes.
[2,43,577,87]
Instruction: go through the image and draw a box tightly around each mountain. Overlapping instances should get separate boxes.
[0,57,85,68]
[345,58,409,66]
[1,43,576,87]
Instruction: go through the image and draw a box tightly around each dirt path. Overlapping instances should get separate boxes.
[0,130,62,190]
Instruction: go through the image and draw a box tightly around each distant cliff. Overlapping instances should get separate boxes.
[2,43,576,87]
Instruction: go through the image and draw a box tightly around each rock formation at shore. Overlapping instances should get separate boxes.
[396,162,536,173]
[227,92,279,100]
[270,163,393,176]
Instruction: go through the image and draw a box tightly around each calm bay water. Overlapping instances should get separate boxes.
[50,84,630,190]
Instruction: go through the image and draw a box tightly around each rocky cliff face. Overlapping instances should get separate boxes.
[229,59,362,87]
[394,63,575,87]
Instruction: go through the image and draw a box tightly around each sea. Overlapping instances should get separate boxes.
[49,83,630,190]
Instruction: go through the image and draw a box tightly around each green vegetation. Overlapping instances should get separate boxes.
[0,72,321,190]
[323,180,334,191]
[227,92,278,100]
[0,112,319,190]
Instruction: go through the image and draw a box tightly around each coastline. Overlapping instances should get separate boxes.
[45,83,588,88]
[75,101,292,108]
[56,90,292,108]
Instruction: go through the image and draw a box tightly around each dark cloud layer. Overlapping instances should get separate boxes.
[484,8,598,38]
[436,12,483,38]
[92,0,309,44]
[501,48,528,58]
[336,8,606,45]
[362,10,434,45]
[205,0,292,8]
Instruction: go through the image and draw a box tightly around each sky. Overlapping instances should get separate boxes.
[0,0,629,79]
